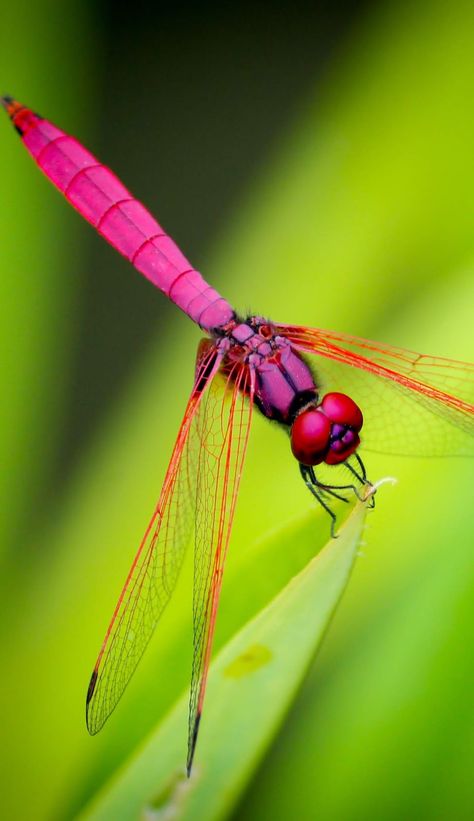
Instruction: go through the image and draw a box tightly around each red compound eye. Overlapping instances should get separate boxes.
[320,392,363,431]
[290,410,331,466]
[319,392,363,465]
[291,393,363,467]
[324,431,360,465]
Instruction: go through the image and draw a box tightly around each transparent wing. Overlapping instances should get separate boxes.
[85,341,222,734]
[276,324,474,457]
[186,363,255,774]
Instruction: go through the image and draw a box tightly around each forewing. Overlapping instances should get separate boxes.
[186,363,255,774]
[277,324,474,457]
[86,343,221,734]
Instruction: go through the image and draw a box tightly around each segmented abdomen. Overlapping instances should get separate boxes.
[8,101,234,331]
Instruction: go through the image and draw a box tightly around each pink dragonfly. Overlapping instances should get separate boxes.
[3,96,473,774]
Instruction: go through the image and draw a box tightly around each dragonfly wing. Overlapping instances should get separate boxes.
[277,324,474,457]
[86,342,222,734]
[186,363,255,774]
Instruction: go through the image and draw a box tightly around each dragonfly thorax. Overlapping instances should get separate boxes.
[218,316,364,465]
[219,316,319,424]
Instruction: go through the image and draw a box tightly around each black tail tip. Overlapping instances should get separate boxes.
[1,95,14,110]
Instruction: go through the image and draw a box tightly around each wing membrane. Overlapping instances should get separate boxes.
[277,324,474,457]
[187,363,254,773]
[86,343,221,734]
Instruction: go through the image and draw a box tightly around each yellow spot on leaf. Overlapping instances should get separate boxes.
[224,644,273,678]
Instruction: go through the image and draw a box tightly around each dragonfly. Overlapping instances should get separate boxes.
[3,96,473,775]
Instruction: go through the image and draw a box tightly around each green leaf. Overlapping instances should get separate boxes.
[79,498,370,821]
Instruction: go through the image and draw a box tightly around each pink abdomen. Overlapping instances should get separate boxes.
[15,105,234,331]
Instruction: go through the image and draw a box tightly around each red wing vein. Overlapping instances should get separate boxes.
[277,324,474,457]
[85,344,221,734]
[186,364,254,773]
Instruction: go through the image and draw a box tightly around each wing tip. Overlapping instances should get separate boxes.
[85,668,99,735]
[186,711,201,777]
[86,668,98,703]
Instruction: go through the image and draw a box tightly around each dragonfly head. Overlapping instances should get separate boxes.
[290,392,363,466]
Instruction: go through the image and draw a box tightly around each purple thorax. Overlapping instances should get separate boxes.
[217,317,317,424]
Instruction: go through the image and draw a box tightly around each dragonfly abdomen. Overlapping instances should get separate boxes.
[1,96,234,332]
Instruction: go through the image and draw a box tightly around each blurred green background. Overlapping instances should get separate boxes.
[0,0,473,819]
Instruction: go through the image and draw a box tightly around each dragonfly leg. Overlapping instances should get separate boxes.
[344,457,366,486]
[300,464,338,538]
[305,458,376,509]
[313,455,375,508]
[345,455,376,509]
[307,466,350,504]
[317,477,366,502]
[354,452,367,481]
